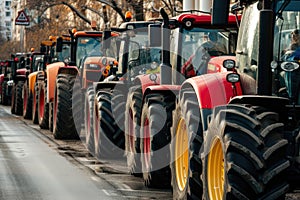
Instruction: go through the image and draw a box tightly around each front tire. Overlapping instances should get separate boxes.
[125,86,143,176]
[23,81,32,119]
[94,89,124,159]
[170,88,203,199]
[53,74,79,140]
[38,82,49,129]
[15,81,24,116]
[85,86,95,154]
[202,105,290,199]
[32,82,39,124]
[140,93,175,188]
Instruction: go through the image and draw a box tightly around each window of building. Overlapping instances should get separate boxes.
[6,12,11,17]
[5,1,11,7]
[5,21,11,27]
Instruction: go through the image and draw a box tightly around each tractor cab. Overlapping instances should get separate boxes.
[168,12,241,83]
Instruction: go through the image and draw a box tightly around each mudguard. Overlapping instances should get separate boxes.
[181,72,243,130]
[182,72,242,109]
[47,62,64,102]
[133,73,161,94]
[28,71,40,94]
[94,81,126,93]
[143,84,180,100]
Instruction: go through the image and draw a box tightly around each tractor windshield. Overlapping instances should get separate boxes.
[76,37,102,67]
[118,29,161,77]
[31,55,44,72]
[171,27,235,77]
[274,0,300,62]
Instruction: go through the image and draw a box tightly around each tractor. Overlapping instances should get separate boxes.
[170,0,300,199]
[24,36,70,125]
[124,7,241,190]
[90,19,162,160]
[10,52,31,115]
[0,60,12,105]
[44,28,119,139]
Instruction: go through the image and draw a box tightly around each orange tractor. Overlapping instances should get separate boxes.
[44,29,118,139]
[25,36,70,125]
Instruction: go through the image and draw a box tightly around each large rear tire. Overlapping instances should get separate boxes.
[72,77,83,137]
[85,86,95,154]
[38,82,49,129]
[23,82,32,119]
[140,93,175,189]
[15,81,24,116]
[94,89,124,159]
[1,81,9,105]
[202,105,290,199]
[49,102,53,132]
[125,86,143,176]
[170,88,203,199]
[53,74,79,140]
[32,82,39,124]
[10,84,16,114]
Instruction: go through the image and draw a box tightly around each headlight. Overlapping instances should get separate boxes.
[223,59,235,70]
[226,73,240,83]
[149,73,157,82]
[7,80,13,86]
[281,62,299,72]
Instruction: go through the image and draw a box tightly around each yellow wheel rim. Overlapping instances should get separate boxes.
[207,138,225,200]
[175,118,189,191]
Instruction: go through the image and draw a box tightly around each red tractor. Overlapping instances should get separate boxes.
[171,0,300,199]
[124,9,241,191]
[90,19,162,159]
[10,53,31,115]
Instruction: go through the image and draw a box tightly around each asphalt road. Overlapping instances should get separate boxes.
[0,105,172,200]
[0,105,125,200]
[1,104,299,200]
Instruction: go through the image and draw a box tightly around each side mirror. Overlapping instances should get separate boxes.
[223,59,236,70]
[102,30,111,51]
[149,24,161,47]
[212,0,230,25]
[20,57,25,68]
[56,37,63,52]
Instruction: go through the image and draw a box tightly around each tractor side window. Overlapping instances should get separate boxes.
[236,2,259,80]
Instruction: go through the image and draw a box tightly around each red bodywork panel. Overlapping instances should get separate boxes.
[0,74,3,94]
[176,13,241,25]
[182,72,243,109]
[16,68,26,76]
[207,56,235,73]
[135,74,161,94]
[0,74,3,84]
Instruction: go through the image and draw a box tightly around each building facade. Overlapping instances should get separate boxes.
[0,0,12,41]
